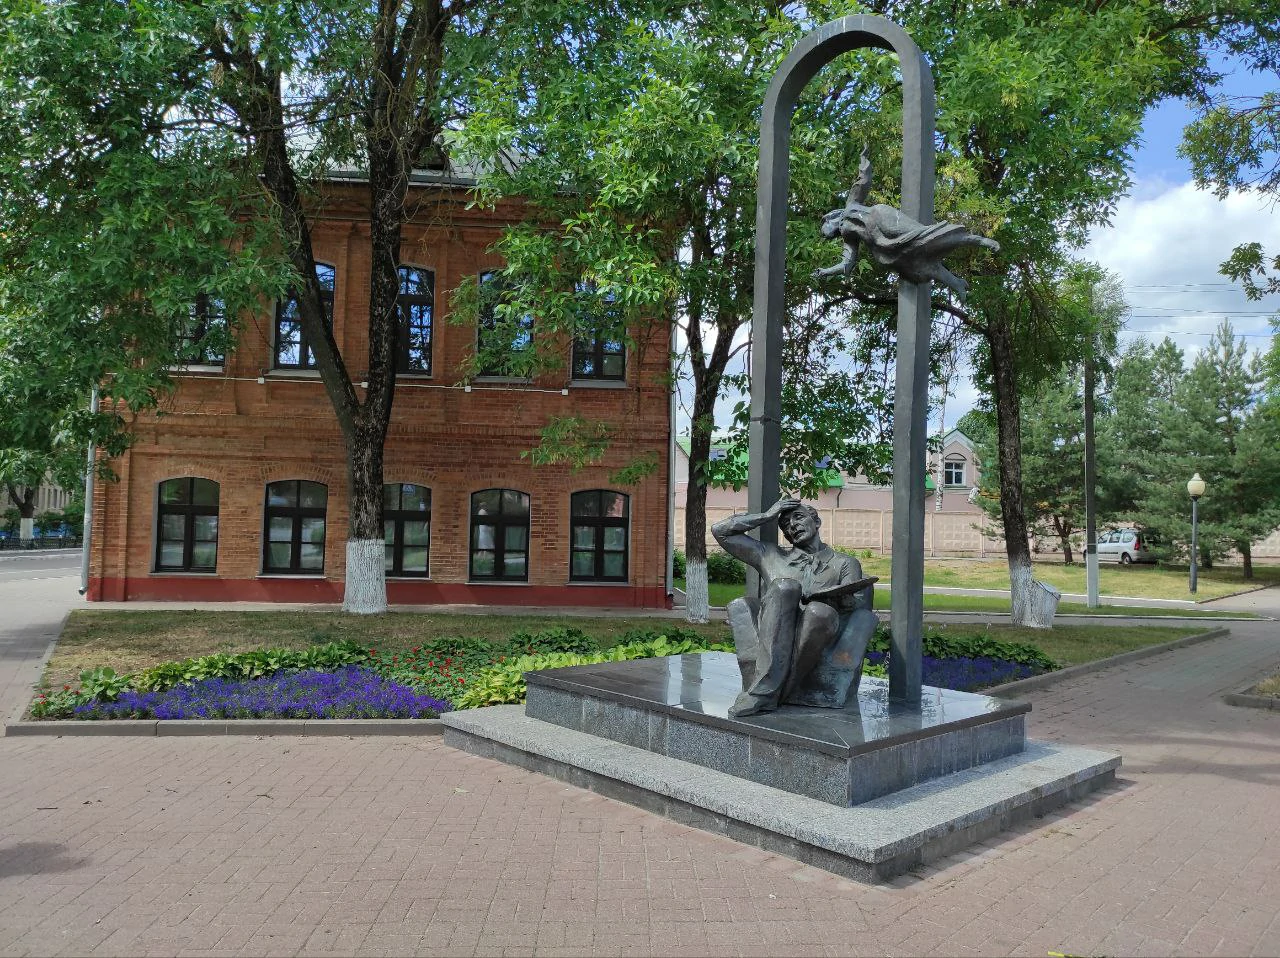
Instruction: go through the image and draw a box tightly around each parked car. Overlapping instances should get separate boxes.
[1096,527,1157,565]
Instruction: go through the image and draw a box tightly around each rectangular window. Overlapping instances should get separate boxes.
[262,480,327,573]
[476,271,533,377]
[572,284,624,381]
[570,490,629,582]
[384,483,431,577]
[470,488,530,581]
[396,267,434,375]
[572,336,626,381]
[176,294,227,366]
[275,264,336,369]
[944,461,966,487]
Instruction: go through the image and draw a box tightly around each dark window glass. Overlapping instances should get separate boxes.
[397,266,435,375]
[572,335,626,380]
[943,460,965,486]
[176,294,227,366]
[572,284,625,380]
[275,263,336,369]
[570,490,629,582]
[263,480,327,573]
[384,483,431,577]
[155,477,219,572]
[476,271,533,377]
[470,488,530,581]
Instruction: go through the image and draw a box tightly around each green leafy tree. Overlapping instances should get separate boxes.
[1182,86,1280,298]
[0,0,547,611]
[1136,323,1280,578]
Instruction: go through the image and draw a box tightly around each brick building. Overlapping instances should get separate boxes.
[86,174,673,607]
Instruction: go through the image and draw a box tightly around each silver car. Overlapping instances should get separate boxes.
[1096,528,1157,565]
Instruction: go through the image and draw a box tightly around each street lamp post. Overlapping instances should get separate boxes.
[1187,473,1206,594]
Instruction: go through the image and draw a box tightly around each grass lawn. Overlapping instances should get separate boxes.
[848,555,1280,602]
[46,606,1209,692]
[675,579,1255,618]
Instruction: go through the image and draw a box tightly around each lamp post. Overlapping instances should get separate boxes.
[1187,473,1206,594]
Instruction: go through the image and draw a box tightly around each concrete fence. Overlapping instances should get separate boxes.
[673,508,1280,559]
[674,507,1005,557]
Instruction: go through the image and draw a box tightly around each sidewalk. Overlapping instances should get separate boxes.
[1,583,1278,956]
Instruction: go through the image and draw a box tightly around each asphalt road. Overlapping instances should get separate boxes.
[0,549,82,583]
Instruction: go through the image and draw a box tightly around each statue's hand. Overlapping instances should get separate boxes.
[766,497,802,519]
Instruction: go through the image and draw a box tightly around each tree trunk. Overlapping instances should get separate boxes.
[1242,542,1253,580]
[988,320,1046,626]
[684,427,713,624]
[7,485,36,541]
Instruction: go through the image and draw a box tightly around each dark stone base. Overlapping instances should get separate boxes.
[525,653,1028,805]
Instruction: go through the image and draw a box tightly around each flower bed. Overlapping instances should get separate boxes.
[70,666,449,720]
[28,623,1058,720]
[864,651,1041,691]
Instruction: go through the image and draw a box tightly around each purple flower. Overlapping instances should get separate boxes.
[72,667,451,721]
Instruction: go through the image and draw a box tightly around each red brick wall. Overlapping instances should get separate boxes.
[88,182,672,607]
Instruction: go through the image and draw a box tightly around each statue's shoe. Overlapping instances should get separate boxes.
[727,691,774,718]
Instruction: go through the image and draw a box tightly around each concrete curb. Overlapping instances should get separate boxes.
[990,627,1232,698]
[1222,684,1280,711]
[1197,583,1277,605]
[4,717,446,738]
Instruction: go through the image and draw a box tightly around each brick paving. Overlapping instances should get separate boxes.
[2,577,1279,956]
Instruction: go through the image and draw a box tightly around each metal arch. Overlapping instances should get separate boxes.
[747,16,935,704]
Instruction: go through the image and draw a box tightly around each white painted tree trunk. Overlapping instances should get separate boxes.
[19,517,34,541]
[342,538,387,614]
[684,558,709,624]
[1009,556,1059,628]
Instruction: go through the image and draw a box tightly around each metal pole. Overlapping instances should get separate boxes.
[1189,496,1199,595]
[79,384,99,595]
[1084,347,1099,608]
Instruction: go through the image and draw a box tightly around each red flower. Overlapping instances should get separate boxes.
[63,685,70,691]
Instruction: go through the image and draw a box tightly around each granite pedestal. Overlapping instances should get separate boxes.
[525,652,1027,805]
[441,652,1121,881]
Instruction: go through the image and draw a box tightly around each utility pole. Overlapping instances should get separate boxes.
[1084,339,1099,608]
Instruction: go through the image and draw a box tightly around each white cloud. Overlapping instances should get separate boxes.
[1084,182,1280,347]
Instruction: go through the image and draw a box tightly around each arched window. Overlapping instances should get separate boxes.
[275,263,336,369]
[570,490,629,582]
[943,455,967,487]
[396,266,434,375]
[384,483,430,577]
[263,480,327,574]
[155,478,219,572]
[470,488,530,581]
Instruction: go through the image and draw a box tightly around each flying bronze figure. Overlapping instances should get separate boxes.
[814,147,999,299]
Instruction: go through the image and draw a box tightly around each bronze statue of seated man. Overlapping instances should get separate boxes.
[711,497,878,718]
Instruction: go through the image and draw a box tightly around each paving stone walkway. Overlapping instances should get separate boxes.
[1,576,1279,957]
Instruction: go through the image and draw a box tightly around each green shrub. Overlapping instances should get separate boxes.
[867,627,1057,670]
[615,626,724,647]
[508,627,599,655]
[454,635,733,709]
[706,550,746,584]
[672,549,686,578]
